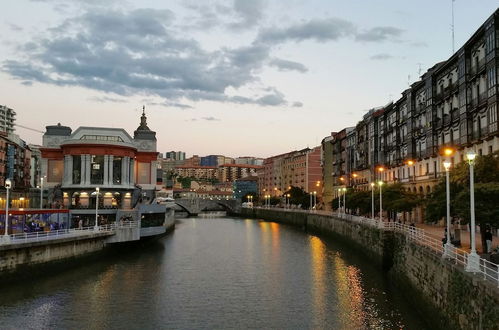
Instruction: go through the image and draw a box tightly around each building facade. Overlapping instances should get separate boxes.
[259,146,323,199]
[40,109,158,211]
[323,9,499,221]
[0,105,16,134]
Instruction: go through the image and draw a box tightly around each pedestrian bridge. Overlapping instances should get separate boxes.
[171,198,240,216]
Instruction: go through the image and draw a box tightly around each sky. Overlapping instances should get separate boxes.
[1,1,498,158]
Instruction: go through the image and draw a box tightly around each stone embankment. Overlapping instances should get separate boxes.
[240,208,499,330]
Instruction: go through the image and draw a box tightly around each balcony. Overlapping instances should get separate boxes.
[489,122,498,134]
[450,108,460,122]
[468,58,486,77]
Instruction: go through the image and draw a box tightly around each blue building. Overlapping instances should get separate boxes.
[200,155,220,167]
[233,176,258,200]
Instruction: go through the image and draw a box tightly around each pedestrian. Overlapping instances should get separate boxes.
[78,218,83,230]
[485,228,493,254]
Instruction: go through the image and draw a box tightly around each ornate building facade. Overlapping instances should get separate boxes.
[40,108,158,211]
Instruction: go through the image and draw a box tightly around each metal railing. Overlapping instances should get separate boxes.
[336,213,499,287]
[0,221,139,246]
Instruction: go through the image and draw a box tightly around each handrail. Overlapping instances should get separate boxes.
[0,220,140,246]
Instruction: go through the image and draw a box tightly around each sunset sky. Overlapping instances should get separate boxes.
[1,1,497,158]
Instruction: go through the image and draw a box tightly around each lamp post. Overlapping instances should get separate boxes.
[287,193,291,208]
[371,182,375,221]
[313,191,317,210]
[465,150,480,272]
[443,161,453,258]
[406,160,414,181]
[342,187,346,215]
[4,178,11,240]
[40,176,45,209]
[94,187,100,231]
[378,181,384,221]
[338,188,341,215]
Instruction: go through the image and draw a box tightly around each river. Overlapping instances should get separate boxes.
[0,217,428,329]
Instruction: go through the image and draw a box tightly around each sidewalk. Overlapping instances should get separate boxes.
[417,223,499,254]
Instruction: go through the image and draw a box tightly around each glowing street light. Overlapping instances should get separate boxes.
[4,178,11,240]
[95,187,100,231]
[378,181,384,220]
[465,150,480,272]
[371,182,375,221]
[443,161,453,258]
[342,187,346,215]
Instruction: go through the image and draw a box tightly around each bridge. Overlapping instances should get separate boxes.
[172,198,240,216]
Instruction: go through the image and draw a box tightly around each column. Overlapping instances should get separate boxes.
[85,155,91,185]
[122,156,129,186]
[150,160,157,186]
[121,157,126,186]
[108,155,114,186]
[63,155,71,185]
[130,158,135,186]
[103,155,109,186]
[68,155,73,184]
[81,155,86,185]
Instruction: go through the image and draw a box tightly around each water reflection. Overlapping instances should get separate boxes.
[0,217,426,329]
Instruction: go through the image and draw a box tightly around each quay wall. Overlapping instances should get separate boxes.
[240,208,499,330]
[0,232,112,275]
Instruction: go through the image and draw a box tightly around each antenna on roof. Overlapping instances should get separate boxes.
[417,63,423,77]
[451,0,455,54]
[407,74,411,87]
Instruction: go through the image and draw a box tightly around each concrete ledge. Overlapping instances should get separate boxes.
[0,231,114,251]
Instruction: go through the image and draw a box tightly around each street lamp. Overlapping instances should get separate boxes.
[406,160,415,181]
[443,161,453,258]
[95,187,100,231]
[342,187,346,215]
[465,150,480,272]
[371,182,375,221]
[378,181,384,221]
[313,191,317,209]
[4,178,11,240]
[40,176,45,209]
[286,193,291,208]
[338,188,341,215]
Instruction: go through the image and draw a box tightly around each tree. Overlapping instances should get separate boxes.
[285,186,311,209]
[424,151,499,252]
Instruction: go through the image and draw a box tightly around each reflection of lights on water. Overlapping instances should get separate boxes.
[310,236,326,322]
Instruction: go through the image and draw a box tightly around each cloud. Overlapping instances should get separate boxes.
[2,8,291,107]
[8,23,23,31]
[181,0,266,31]
[291,101,303,107]
[369,53,395,61]
[88,96,127,103]
[201,116,220,121]
[355,26,404,42]
[258,18,356,44]
[269,58,308,73]
[230,0,266,29]
[257,18,404,46]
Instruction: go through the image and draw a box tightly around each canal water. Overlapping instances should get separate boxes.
[0,217,428,329]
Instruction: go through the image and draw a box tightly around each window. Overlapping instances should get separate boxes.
[90,155,104,185]
[80,135,124,142]
[47,159,63,182]
[113,157,122,185]
[72,155,81,184]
